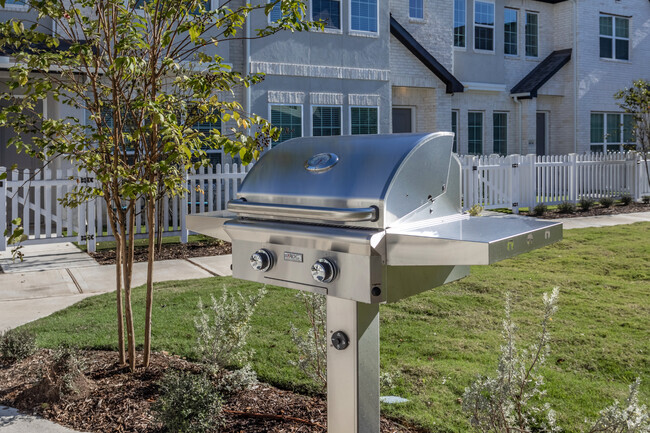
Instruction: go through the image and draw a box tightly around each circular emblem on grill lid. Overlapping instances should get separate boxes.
[304,152,339,173]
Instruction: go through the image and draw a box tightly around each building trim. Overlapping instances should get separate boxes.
[250,61,389,81]
[464,82,508,93]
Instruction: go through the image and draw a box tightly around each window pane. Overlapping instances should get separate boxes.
[271,105,302,145]
[590,113,604,143]
[525,12,538,57]
[493,113,507,155]
[615,17,629,38]
[623,114,635,143]
[474,2,494,25]
[451,111,458,153]
[615,39,629,60]
[591,144,604,153]
[409,0,423,19]
[313,107,341,136]
[600,37,613,58]
[351,0,377,32]
[312,0,340,29]
[454,0,466,47]
[269,1,283,21]
[599,16,613,36]
[475,26,494,51]
[606,114,621,143]
[468,112,483,155]
[504,9,518,55]
[607,144,621,153]
[351,107,378,135]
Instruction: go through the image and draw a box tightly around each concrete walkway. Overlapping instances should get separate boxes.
[0,212,648,432]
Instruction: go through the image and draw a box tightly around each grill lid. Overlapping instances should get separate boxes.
[231,133,455,229]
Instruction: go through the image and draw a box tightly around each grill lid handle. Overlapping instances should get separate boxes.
[228,199,378,223]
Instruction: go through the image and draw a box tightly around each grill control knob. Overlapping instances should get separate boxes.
[311,258,337,283]
[250,249,273,272]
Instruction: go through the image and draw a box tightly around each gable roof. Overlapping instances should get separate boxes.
[510,49,572,98]
[389,15,464,94]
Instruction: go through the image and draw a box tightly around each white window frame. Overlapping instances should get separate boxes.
[453,0,466,49]
[348,0,379,36]
[1,0,29,11]
[504,7,518,57]
[409,0,424,20]
[492,111,508,155]
[268,103,304,145]
[467,110,484,155]
[349,106,379,135]
[312,105,343,137]
[310,0,342,33]
[473,0,495,53]
[525,10,539,58]
[599,14,630,62]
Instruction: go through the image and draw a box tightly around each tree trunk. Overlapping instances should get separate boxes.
[143,195,156,367]
[106,198,126,366]
[122,203,137,372]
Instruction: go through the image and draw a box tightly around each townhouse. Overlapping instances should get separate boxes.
[1,0,649,171]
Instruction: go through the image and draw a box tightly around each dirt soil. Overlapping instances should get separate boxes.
[89,239,231,265]
[0,350,426,433]
[521,202,650,219]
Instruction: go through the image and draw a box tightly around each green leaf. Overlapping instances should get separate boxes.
[12,20,24,35]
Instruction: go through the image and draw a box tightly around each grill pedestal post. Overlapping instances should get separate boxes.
[327,297,380,433]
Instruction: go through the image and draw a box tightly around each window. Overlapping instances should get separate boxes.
[351,0,377,32]
[468,112,483,154]
[451,110,459,153]
[313,106,341,136]
[504,8,518,55]
[525,12,538,57]
[269,1,283,22]
[312,0,341,30]
[193,111,222,165]
[590,112,636,153]
[351,107,378,135]
[454,0,466,48]
[270,105,302,145]
[2,0,27,7]
[409,0,423,19]
[474,1,495,51]
[600,15,629,61]
[493,113,507,155]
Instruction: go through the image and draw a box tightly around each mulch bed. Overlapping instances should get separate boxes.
[89,239,231,265]
[0,350,425,433]
[521,202,650,219]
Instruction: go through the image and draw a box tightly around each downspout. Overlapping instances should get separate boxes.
[571,0,578,154]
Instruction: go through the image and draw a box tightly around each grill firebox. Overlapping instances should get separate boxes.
[188,133,562,433]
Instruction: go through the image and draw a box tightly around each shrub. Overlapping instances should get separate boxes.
[643,195,650,205]
[557,201,576,214]
[51,346,87,396]
[600,197,615,208]
[620,194,633,206]
[468,204,483,217]
[215,364,257,395]
[194,286,267,368]
[289,292,327,389]
[153,370,223,433]
[533,203,547,216]
[579,197,596,211]
[0,328,36,363]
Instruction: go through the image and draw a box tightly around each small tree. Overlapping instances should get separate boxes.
[615,80,650,190]
[0,0,317,371]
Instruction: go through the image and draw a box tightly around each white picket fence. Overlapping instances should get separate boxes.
[459,152,650,212]
[0,164,251,252]
[2,152,649,252]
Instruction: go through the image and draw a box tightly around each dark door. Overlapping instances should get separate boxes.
[0,99,43,171]
[392,107,413,133]
[536,112,546,156]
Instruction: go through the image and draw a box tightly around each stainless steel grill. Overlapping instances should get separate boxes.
[188,132,562,433]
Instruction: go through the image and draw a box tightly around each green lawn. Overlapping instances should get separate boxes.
[24,223,650,432]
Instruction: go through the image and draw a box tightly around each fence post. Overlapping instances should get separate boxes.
[87,175,97,253]
[509,154,520,214]
[568,153,578,203]
[0,167,6,252]
[180,169,189,244]
[628,152,639,201]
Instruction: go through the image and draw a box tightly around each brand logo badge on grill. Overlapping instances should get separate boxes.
[304,152,339,173]
[284,252,304,263]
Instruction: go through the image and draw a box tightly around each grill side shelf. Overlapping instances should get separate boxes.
[385,216,562,266]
